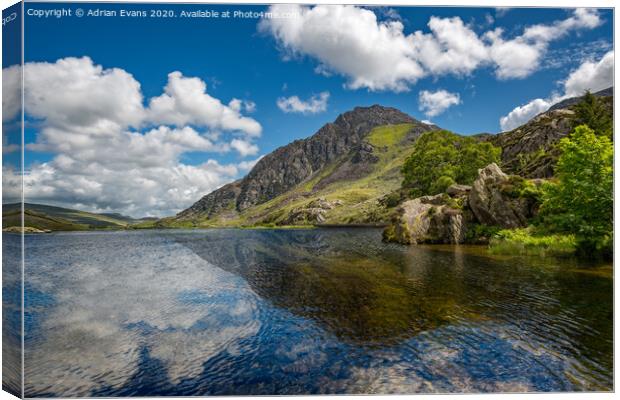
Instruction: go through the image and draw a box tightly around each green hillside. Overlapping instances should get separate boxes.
[2,203,138,232]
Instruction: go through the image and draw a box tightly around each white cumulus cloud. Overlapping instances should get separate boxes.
[418,89,461,117]
[7,57,263,217]
[146,71,262,137]
[499,98,553,132]
[499,50,613,131]
[260,5,602,91]
[277,92,330,114]
[564,50,614,97]
[2,64,22,123]
[260,5,425,92]
[230,138,259,157]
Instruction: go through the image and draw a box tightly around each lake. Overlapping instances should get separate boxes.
[7,228,613,396]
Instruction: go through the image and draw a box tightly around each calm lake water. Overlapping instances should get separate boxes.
[9,228,613,396]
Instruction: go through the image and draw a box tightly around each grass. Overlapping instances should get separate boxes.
[489,227,576,257]
[366,123,413,147]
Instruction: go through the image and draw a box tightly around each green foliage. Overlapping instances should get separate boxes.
[402,130,501,196]
[431,176,456,194]
[382,191,402,208]
[571,91,612,138]
[489,227,576,257]
[464,224,501,244]
[500,175,543,201]
[540,125,613,257]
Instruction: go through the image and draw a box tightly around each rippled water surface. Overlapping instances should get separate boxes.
[14,228,612,396]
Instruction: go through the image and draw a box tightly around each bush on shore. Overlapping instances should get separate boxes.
[489,227,576,257]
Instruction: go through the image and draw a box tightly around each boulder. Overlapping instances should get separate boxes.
[468,163,530,229]
[280,197,343,225]
[446,184,471,197]
[383,195,466,244]
[306,197,343,210]
[282,208,327,225]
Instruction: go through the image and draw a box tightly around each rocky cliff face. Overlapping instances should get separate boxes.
[177,105,432,221]
[487,87,613,178]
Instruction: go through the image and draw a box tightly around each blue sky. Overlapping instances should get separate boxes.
[3,3,614,216]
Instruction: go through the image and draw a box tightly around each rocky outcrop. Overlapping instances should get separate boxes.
[446,184,471,197]
[468,163,532,229]
[383,194,467,244]
[384,163,539,244]
[280,198,343,225]
[177,105,435,221]
[487,87,612,178]
[489,109,574,178]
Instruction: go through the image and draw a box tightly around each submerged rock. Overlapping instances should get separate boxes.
[383,194,466,244]
[468,163,531,229]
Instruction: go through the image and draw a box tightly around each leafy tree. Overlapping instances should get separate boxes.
[540,125,613,256]
[571,90,612,139]
[402,130,501,196]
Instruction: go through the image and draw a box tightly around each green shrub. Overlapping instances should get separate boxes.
[383,192,402,208]
[539,125,612,257]
[402,130,501,196]
[500,176,543,201]
[431,175,456,194]
[464,224,501,243]
[571,90,612,139]
[489,227,576,257]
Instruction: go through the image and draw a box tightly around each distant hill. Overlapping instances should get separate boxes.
[2,203,139,231]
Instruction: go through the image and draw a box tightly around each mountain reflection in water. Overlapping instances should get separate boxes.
[12,228,612,396]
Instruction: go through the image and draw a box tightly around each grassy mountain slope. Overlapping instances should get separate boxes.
[158,123,425,228]
[2,203,138,231]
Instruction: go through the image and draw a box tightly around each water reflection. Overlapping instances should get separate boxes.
[24,231,260,396]
[21,229,612,396]
[2,233,22,396]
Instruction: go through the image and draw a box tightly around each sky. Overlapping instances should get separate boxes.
[2,3,614,217]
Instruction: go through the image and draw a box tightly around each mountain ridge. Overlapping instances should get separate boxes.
[177,105,435,222]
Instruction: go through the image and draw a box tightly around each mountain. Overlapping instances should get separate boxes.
[170,105,437,227]
[486,87,613,178]
[2,203,139,231]
[161,87,613,228]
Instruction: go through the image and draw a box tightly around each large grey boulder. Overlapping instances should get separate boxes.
[383,194,466,244]
[468,163,530,229]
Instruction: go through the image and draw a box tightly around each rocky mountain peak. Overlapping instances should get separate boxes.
[333,104,418,134]
[177,105,431,220]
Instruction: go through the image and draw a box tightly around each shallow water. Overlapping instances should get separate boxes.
[9,228,612,396]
